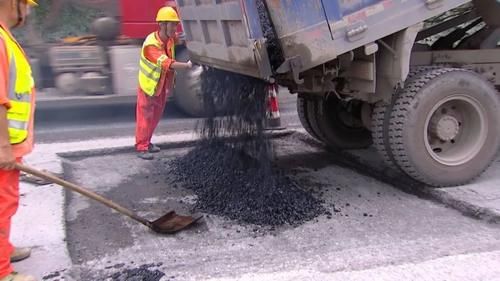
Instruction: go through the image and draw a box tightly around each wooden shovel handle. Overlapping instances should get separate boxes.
[16,163,151,227]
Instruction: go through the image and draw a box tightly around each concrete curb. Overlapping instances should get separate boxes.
[57,139,199,159]
[57,129,296,159]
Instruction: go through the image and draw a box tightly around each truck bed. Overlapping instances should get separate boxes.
[176,0,470,79]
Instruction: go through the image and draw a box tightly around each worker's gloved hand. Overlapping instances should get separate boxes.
[186,60,193,69]
[0,145,16,170]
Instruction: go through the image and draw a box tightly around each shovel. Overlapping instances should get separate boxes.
[16,163,201,234]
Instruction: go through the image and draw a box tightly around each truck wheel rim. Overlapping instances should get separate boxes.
[424,94,487,166]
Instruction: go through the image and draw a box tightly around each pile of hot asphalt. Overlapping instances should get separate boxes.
[170,63,325,226]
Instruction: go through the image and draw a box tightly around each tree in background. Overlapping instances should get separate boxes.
[16,0,118,45]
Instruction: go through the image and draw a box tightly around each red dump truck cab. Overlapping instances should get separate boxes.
[120,0,182,39]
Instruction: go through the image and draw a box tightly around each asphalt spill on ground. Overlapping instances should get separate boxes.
[169,69,325,227]
[42,270,64,280]
[107,263,165,281]
[170,141,325,226]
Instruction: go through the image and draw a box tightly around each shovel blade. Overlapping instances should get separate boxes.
[151,211,202,234]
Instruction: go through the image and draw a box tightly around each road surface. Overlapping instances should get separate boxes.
[34,91,301,143]
[9,92,500,281]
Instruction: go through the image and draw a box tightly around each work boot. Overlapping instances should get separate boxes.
[137,151,154,160]
[10,247,31,263]
[148,144,161,153]
[0,272,37,281]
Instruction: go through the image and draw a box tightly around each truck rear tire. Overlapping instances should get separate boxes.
[372,100,397,168]
[371,66,441,169]
[297,95,323,141]
[300,96,372,149]
[316,97,372,149]
[173,48,207,117]
[388,68,500,187]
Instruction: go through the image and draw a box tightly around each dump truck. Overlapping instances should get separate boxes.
[174,0,500,187]
[28,0,210,117]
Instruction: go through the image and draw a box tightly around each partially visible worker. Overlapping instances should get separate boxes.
[0,0,39,280]
[136,6,192,160]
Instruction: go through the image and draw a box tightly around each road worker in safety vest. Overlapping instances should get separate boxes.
[136,6,192,160]
[0,0,39,280]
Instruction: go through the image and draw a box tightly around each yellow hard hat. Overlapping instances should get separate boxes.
[156,7,180,22]
[26,0,38,6]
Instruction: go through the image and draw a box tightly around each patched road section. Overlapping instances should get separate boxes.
[59,132,500,281]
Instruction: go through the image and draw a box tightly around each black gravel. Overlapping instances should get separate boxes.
[255,0,285,71]
[170,69,325,226]
[198,67,270,161]
[42,271,60,280]
[108,263,165,281]
[171,141,325,226]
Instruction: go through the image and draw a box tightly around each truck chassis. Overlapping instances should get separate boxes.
[177,0,500,187]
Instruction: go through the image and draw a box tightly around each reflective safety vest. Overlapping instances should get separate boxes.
[138,32,175,96]
[0,27,34,145]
